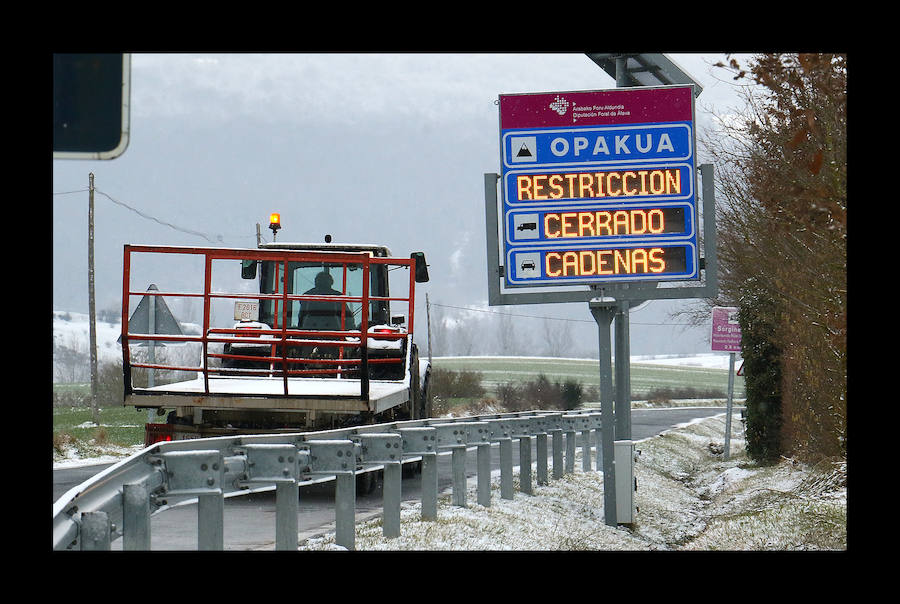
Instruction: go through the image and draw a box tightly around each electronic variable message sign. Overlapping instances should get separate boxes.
[498,85,698,287]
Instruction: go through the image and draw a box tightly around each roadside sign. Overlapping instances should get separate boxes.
[118,284,183,345]
[711,306,742,352]
[53,53,131,160]
[498,85,699,288]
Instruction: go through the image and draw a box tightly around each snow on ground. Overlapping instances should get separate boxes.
[296,413,846,551]
[632,353,740,370]
[54,445,146,469]
[53,310,125,365]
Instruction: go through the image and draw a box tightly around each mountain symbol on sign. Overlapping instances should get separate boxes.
[516,143,533,158]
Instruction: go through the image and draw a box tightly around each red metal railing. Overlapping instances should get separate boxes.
[121,245,416,400]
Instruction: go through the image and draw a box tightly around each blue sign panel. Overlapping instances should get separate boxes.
[498,86,698,288]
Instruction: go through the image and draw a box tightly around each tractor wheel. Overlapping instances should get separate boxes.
[409,346,422,419]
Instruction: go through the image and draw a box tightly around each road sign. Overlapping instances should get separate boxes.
[53,53,131,160]
[711,306,742,352]
[498,85,699,288]
[119,284,183,345]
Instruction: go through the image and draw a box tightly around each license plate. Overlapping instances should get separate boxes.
[234,301,259,321]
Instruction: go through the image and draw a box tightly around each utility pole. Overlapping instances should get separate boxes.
[88,173,100,425]
[425,293,433,365]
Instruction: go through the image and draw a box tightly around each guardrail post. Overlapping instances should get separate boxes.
[123,481,151,550]
[565,431,576,474]
[421,452,438,520]
[535,414,559,486]
[536,432,548,486]
[80,511,111,550]
[356,433,403,539]
[432,423,468,507]
[160,450,226,551]
[396,427,437,521]
[462,422,491,507]
[550,429,564,479]
[476,442,490,506]
[510,417,534,494]
[275,481,299,550]
[588,414,604,471]
[595,430,603,470]
[306,439,358,550]
[519,435,532,494]
[451,447,466,507]
[487,419,514,500]
[198,492,225,550]
[383,461,402,537]
[582,429,592,472]
[499,439,513,499]
[335,472,356,549]
[241,444,303,551]
[561,415,577,473]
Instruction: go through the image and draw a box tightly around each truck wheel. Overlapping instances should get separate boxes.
[402,460,422,478]
[421,371,431,419]
[409,346,422,419]
[356,470,379,495]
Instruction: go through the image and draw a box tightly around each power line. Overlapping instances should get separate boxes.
[54,186,247,244]
[94,189,221,243]
[428,302,698,327]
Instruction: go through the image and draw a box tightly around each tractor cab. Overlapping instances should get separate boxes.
[224,222,428,380]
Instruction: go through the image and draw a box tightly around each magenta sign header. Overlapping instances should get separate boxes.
[499,86,693,130]
[711,306,742,353]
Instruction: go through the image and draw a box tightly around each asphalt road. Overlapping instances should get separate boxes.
[53,406,740,550]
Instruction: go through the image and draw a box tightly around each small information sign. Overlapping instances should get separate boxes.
[711,306,742,352]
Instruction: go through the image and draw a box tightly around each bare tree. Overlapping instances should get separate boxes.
[494,310,530,356]
[705,53,846,462]
[542,317,573,357]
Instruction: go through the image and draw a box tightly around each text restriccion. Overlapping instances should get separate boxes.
[516,167,681,201]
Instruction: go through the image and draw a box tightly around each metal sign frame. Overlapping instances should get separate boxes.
[585,53,704,94]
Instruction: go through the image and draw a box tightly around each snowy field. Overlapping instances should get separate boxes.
[53,310,741,371]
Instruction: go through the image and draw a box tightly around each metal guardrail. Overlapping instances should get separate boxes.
[52,409,613,551]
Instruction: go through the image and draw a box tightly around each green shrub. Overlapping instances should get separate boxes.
[644,386,726,404]
[558,378,583,411]
[496,374,585,412]
[739,291,783,464]
[430,368,486,400]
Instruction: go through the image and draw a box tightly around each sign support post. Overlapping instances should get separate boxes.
[711,306,742,460]
[614,299,632,441]
[590,297,618,526]
[725,352,735,459]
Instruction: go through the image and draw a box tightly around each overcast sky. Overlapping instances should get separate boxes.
[52,52,755,357]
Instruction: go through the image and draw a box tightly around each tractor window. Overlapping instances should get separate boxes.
[290,262,359,330]
[257,260,387,330]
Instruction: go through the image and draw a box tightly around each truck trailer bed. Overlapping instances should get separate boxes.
[126,375,410,415]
